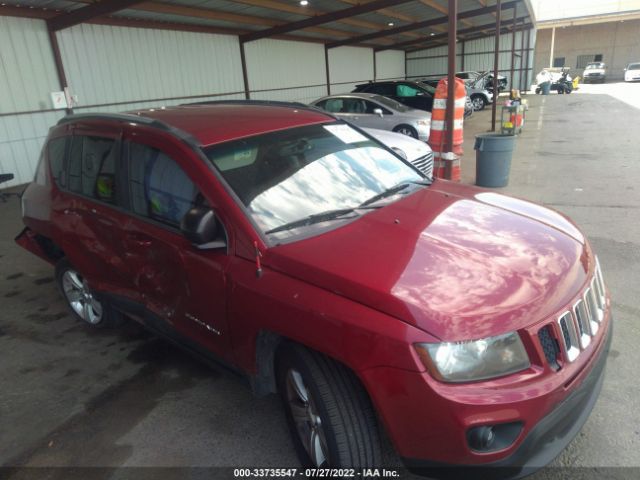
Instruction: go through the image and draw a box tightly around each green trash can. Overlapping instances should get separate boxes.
[474,133,515,188]
[540,81,551,95]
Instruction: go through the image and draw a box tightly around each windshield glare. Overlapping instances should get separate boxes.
[586,63,604,69]
[204,123,423,239]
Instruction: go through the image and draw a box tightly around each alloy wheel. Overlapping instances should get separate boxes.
[472,97,484,111]
[285,369,329,467]
[61,270,103,325]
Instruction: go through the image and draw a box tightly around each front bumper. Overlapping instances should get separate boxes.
[402,319,612,478]
[360,311,612,476]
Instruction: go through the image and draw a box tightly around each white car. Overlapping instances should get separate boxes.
[624,63,640,82]
[364,128,433,179]
[583,62,607,83]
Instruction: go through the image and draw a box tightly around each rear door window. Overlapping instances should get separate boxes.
[47,137,67,186]
[127,142,203,228]
[68,135,118,203]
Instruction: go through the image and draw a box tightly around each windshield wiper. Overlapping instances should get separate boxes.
[265,208,359,235]
[359,180,431,208]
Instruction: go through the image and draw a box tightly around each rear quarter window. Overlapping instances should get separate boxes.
[48,137,67,187]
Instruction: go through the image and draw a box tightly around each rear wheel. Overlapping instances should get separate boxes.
[277,344,383,469]
[392,125,418,138]
[55,259,124,328]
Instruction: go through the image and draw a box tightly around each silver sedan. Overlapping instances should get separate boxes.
[310,93,431,141]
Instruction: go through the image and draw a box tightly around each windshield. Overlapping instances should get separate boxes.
[586,63,604,70]
[203,123,423,240]
[372,95,412,112]
[628,63,640,71]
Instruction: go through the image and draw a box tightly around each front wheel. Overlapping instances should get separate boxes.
[55,259,124,328]
[471,95,486,111]
[277,344,383,469]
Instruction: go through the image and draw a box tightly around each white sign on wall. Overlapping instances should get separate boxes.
[50,91,68,109]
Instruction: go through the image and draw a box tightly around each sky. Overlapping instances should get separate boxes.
[533,0,640,21]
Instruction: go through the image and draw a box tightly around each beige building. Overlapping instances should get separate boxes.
[534,11,640,80]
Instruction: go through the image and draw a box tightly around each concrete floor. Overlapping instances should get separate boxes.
[1,82,640,478]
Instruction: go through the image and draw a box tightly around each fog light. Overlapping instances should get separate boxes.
[467,426,495,451]
[467,422,523,453]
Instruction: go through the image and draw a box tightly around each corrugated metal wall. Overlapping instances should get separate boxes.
[56,23,246,109]
[328,46,374,94]
[244,39,327,104]
[407,29,536,90]
[0,17,65,188]
[1,16,405,187]
[375,50,405,80]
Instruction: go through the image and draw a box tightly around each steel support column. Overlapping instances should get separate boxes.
[445,0,457,179]
[325,45,331,95]
[47,28,72,114]
[510,5,517,92]
[491,0,502,132]
[461,40,465,71]
[519,18,526,90]
[239,41,250,99]
[524,27,531,91]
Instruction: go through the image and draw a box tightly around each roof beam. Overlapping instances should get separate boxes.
[233,0,419,39]
[418,0,474,27]
[330,0,518,49]
[48,0,146,31]
[70,0,360,40]
[240,0,414,43]
[406,18,529,53]
[338,0,431,36]
[327,0,517,49]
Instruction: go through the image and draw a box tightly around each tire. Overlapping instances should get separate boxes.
[471,95,486,111]
[55,258,124,328]
[277,344,383,469]
[558,87,564,94]
[392,125,418,139]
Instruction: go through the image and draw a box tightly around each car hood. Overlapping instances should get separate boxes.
[265,181,591,341]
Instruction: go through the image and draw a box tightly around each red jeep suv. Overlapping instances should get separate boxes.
[17,101,611,476]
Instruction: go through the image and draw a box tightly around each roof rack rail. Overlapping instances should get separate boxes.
[56,112,171,130]
[56,112,201,147]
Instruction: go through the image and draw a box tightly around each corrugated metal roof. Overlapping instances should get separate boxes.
[0,0,534,50]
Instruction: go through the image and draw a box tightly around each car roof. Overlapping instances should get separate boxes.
[133,103,334,147]
[316,92,381,101]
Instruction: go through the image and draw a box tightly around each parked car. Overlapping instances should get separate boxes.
[457,70,508,91]
[352,80,434,112]
[421,77,492,112]
[624,62,640,82]
[418,78,475,116]
[363,127,433,178]
[310,93,430,141]
[18,101,612,474]
[583,62,607,83]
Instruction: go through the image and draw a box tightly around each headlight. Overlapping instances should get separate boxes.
[391,147,407,159]
[415,332,530,383]
[416,120,429,127]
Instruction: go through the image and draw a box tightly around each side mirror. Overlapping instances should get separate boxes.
[373,108,384,117]
[180,206,226,249]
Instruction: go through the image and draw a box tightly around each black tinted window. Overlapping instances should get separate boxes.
[128,142,201,228]
[47,138,67,186]
[68,136,118,203]
[368,83,396,95]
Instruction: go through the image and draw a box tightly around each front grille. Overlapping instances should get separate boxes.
[538,326,560,371]
[539,260,607,369]
[411,151,434,178]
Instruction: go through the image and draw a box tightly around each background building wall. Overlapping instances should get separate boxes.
[534,20,640,79]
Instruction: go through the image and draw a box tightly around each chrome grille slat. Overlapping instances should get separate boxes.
[584,286,600,334]
[411,152,434,178]
[573,300,591,348]
[558,312,580,362]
